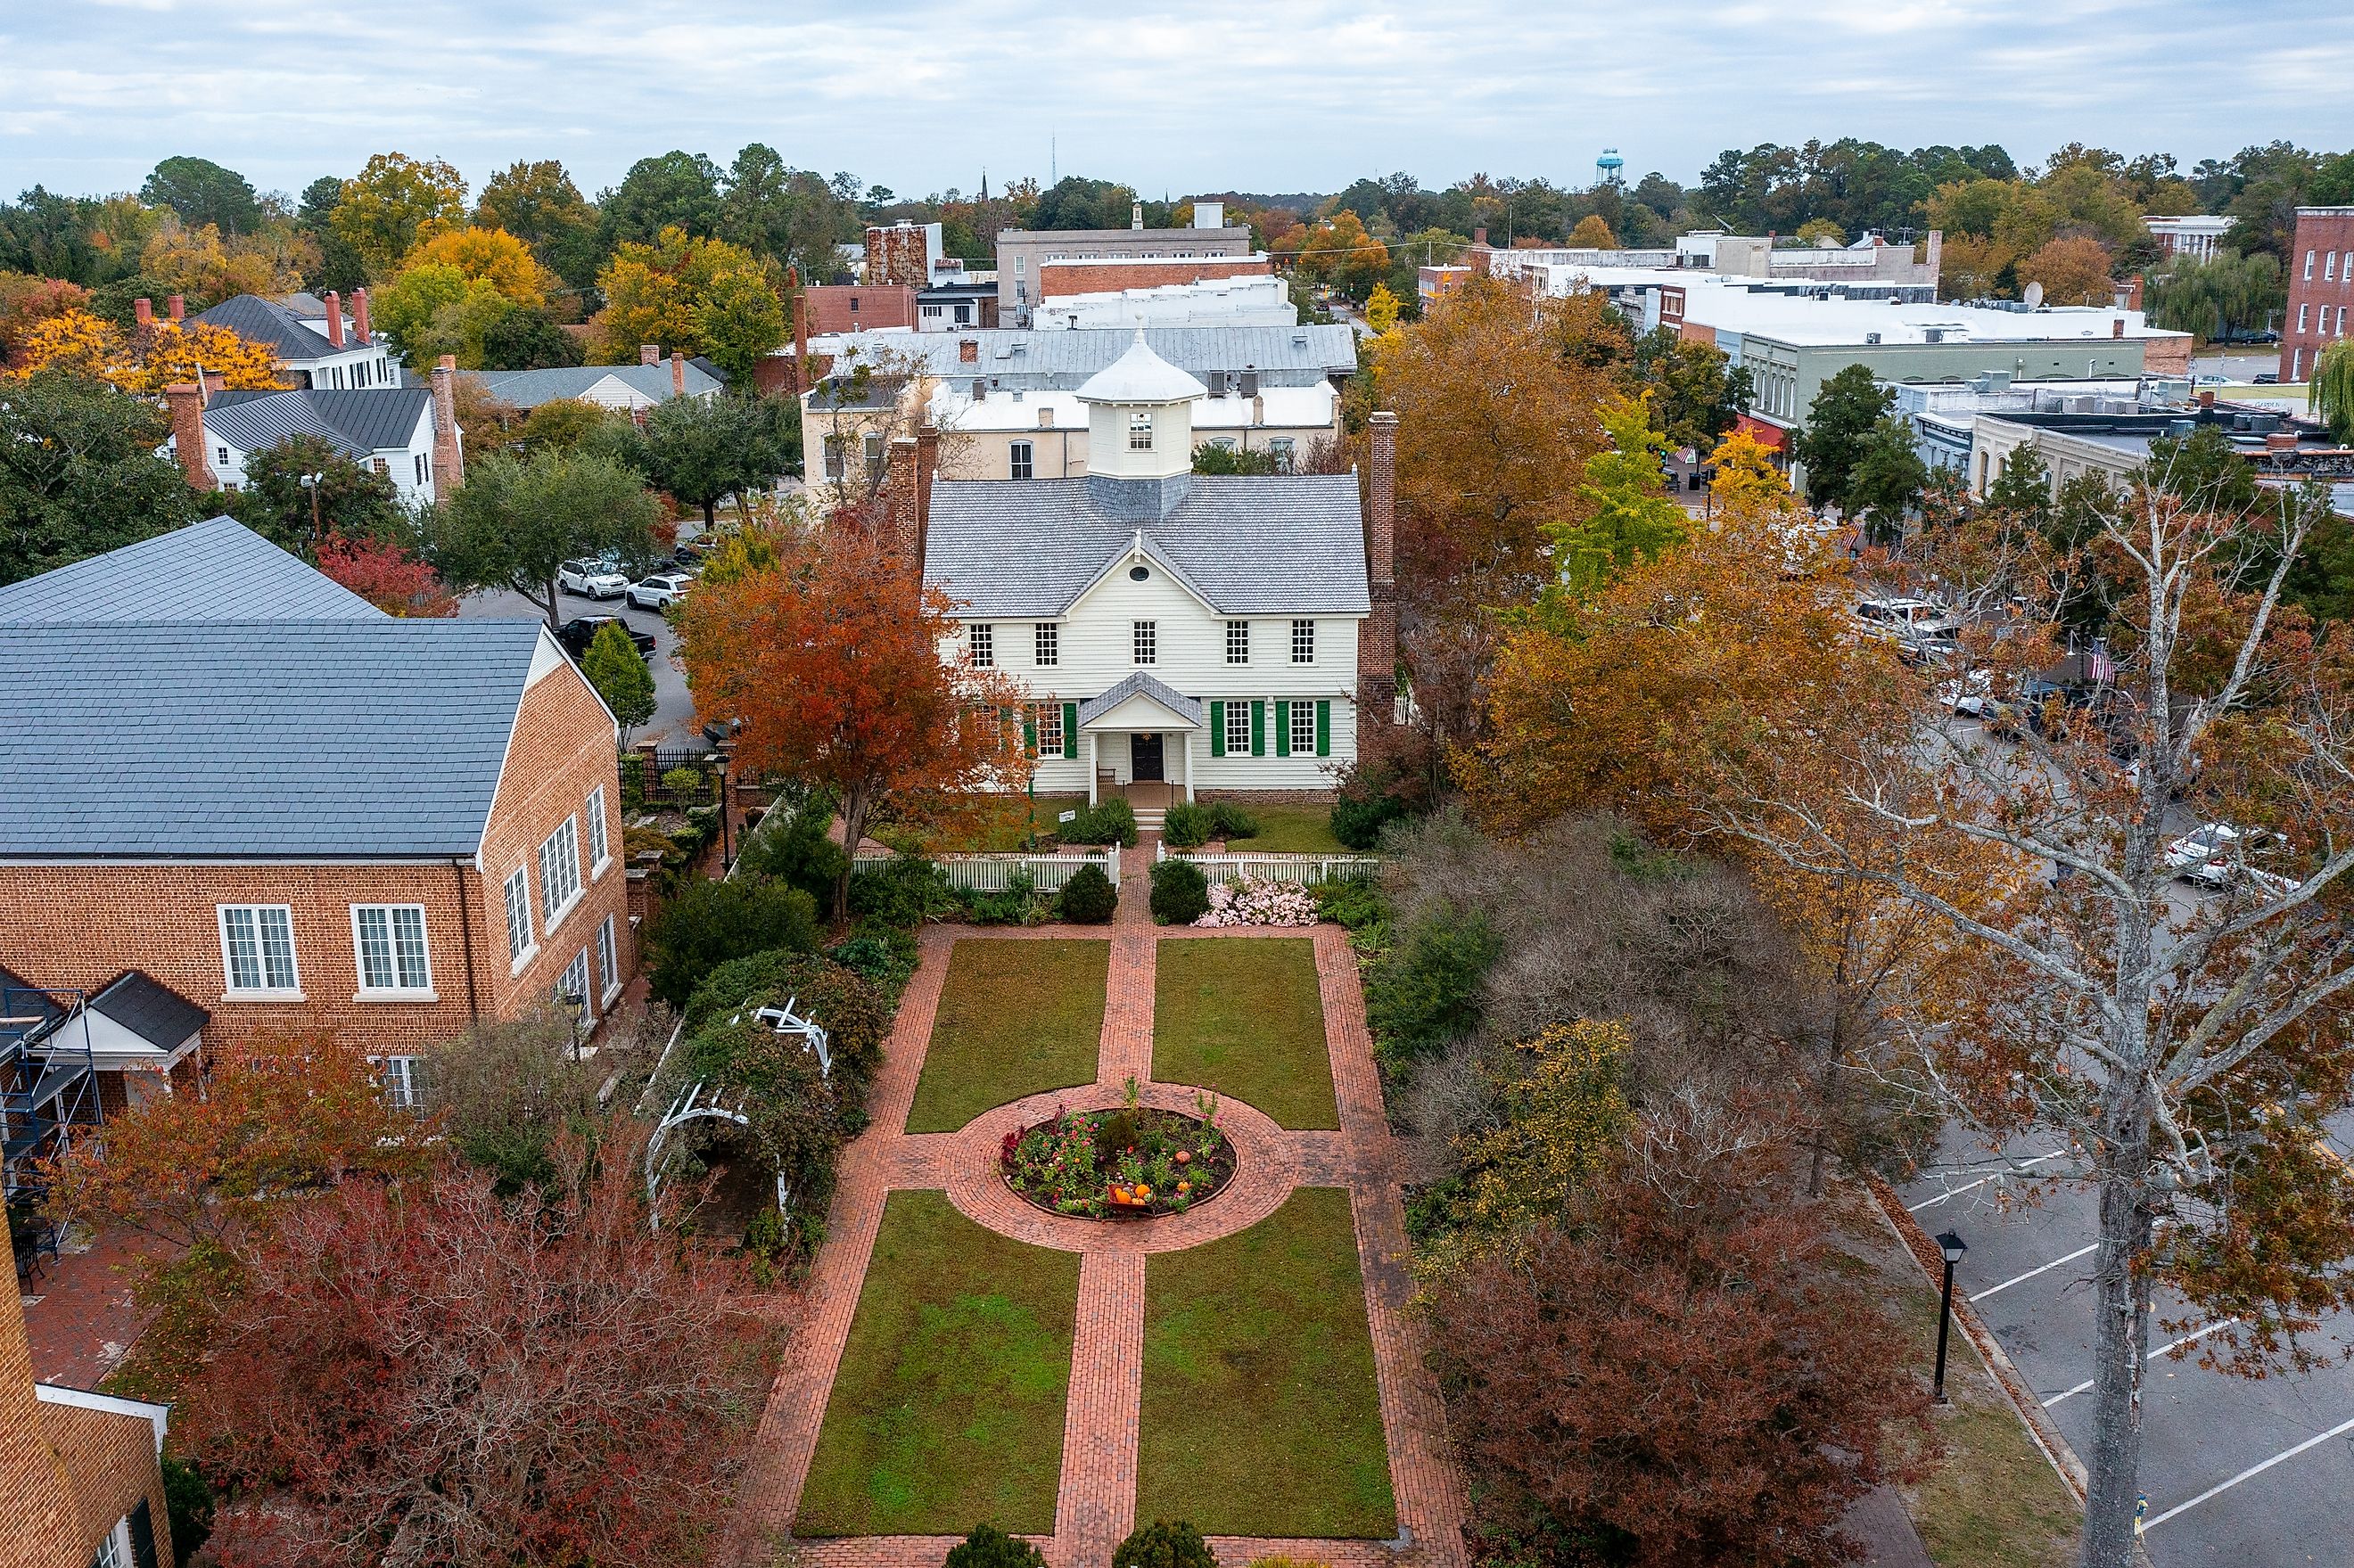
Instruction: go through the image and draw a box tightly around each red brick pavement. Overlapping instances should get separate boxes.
[18,1227,177,1386]
[727,867,1468,1568]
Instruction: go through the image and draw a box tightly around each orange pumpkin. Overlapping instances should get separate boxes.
[1174,1151,1192,1166]
[1134,1185,1151,1199]
[1177,1180,1191,1194]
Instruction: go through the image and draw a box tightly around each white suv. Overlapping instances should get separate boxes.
[558,558,629,599]
[626,572,694,610]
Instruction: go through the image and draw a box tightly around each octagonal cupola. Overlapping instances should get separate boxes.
[1075,327,1206,481]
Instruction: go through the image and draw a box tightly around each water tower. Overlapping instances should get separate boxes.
[1595,148,1626,189]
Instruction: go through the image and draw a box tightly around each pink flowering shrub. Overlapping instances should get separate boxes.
[1194,876,1321,927]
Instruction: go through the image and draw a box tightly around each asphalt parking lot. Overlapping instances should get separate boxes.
[1902,1125,2354,1564]
[454,581,700,745]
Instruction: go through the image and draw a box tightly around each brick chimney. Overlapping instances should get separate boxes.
[914,422,938,562]
[959,338,979,364]
[167,294,185,323]
[884,434,922,559]
[134,297,153,329]
[792,291,811,395]
[640,343,660,367]
[165,382,214,490]
[1361,411,1399,723]
[323,289,345,347]
[430,355,464,493]
[1925,228,1944,279]
[671,351,687,398]
[352,286,371,343]
[1469,229,1492,279]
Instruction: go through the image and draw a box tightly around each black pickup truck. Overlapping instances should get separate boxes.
[556,616,656,660]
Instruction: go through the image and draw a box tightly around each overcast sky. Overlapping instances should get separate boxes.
[4,0,2350,204]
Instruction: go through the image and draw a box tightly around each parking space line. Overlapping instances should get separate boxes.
[1970,1242,2099,1303]
[2042,1319,2238,1406]
[2143,1411,2354,1531]
[1906,1150,2068,1211]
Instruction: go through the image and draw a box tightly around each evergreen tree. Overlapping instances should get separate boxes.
[1790,364,1896,508]
[1844,416,1930,544]
[0,369,202,584]
[580,620,656,742]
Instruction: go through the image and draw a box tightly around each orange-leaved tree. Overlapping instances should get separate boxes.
[9,308,286,395]
[675,526,1033,924]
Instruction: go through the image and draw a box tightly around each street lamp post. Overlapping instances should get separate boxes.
[298,472,325,559]
[1932,1230,1968,1405]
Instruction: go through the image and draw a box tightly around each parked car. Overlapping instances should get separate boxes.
[673,537,723,568]
[2251,373,2280,385]
[626,571,694,610]
[2163,823,2286,888]
[556,616,655,660]
[557,558,630,598]
[1935,669,1993,716]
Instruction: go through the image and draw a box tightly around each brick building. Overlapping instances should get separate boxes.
[0,520,632,1140]
[801,283,918,335]
[1036,254,1271,300]
[2282,206,2354,384]
[1,1283,172,1568]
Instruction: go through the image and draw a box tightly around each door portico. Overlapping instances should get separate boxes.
[1078,673,1203,806]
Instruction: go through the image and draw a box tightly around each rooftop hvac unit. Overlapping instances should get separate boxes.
[1923,328,1945,344]
[1865,332,1881,345]
[1239,369,1259,398]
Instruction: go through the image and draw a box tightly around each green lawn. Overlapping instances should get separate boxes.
[796,1191,1080,1536]
[908,939,1108,1133]
[1153,937,1338,1129]
[1230,803,1349,855]
[1138,1187,1397,1538]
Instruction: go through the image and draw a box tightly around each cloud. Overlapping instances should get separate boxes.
[0,0,2345,200]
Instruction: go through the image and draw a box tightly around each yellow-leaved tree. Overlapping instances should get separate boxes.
[9,310,286,395]
[588,227,778,365]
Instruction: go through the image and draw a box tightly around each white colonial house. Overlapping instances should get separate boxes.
[162,387,450,505]
[923,332,1387,809]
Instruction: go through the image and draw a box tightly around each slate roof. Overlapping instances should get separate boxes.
[469,364,723,410]
[0,965,66,1047]
[1078,672,1203,727]
[814,324,1355,390]
[925,472,1371,619]
[89,972,209,1049]
[0,517,383,625]
[203,388,433,459]
[189,294,350,364]
[0,619,547,859]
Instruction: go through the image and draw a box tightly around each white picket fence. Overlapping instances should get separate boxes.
[1156,841,1380,885]
[852,846,1120,891]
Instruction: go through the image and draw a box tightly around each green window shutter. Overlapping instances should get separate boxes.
[1063,702,1079,759]
[1023,708,1038,757]
[1274,700,1291,758]
[1251,700,1266,756]
[1316,699,1330,757]
[1209,700,1225,758]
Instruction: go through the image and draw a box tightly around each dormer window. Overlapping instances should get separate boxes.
[1128,411,1154,451]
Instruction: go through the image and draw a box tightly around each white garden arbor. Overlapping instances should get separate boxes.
[644,998,830,1224]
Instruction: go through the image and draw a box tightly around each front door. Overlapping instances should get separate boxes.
[1131,733,1165,782]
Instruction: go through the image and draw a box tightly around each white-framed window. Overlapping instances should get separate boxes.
[1010,440,1034,480]
[352,904,432,996]
[2331,251,2341,282]
[1129,411,1154,450]
[216,446,230,465]
[585,784,610,872]
[2293,348,2304,381]
[1224,700,1251,754]
[1290,699,1317,755]
[1225,620,1249,664]
[862,431,885,480]
[970,623,994,667]
[1034,621,1059,666]
[414,453,426,485]
[503,866,533,963]
[558,947,593,1022]
[2307,249,2318,281]
[1269,437,1296,471]
[597,915,622,1006]
[376,1054,422,1109]
[218,905,300,996]
[1034,702,1066,758]
[539,817,582,927]
[2300,303,2311,332]
[1133,620,1157,664]
[823,435,846,479]
[1291,619,1315,663]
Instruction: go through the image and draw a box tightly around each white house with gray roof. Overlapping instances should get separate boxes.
[189,293,398,390]
[921,332,1380,809]
[162,387,447,504]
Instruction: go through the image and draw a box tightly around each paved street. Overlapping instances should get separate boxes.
[2190,350,2284,384]
[454,583,700,745]
[1899,1129,2354,1565]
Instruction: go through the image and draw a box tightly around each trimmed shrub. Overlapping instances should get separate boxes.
[1363,900,1501,1071]
[828,930,917,995]
[1207,800,1260,840]
[1113,1521,1216,1568]
[1331,791,1407,851]
[661,765,707,802]
[1161,801,1213,849]
[646,876,820,1008]
[1313,876,1390,935]
[737,790,849,918]
[847,854,958,929]
[946,1525,1049,1568]
[1148,858,1210,925]
[1062,797,1139,848]
[962,871,1051,926]
[1058,863,1118,924]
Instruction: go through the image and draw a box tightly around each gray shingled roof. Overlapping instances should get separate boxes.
[205,388,432,456]
[469,364,723,410]
[816,324,1355,390]
[1078,673,1203,727]
[190,294,347,364]
[925,473,1370,619]
[0,619,547,859]
[90,972,209,1049]
[0,517,383,625]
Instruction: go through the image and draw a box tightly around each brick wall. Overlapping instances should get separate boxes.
[0,661,631,1062]
[802,284,918,335]
[1,1288,169,1568]
[1037,257,1271,299]
[2282,209,2354,384]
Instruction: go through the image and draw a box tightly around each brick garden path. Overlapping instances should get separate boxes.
[728,850,1467,1568]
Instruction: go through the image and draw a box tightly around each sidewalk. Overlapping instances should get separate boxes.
[19,1227,174,1386]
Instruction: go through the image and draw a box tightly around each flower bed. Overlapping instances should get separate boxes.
[1194,876,1321,927]
[1001,1103,1234,1219]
